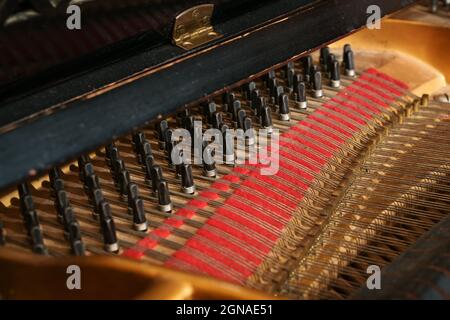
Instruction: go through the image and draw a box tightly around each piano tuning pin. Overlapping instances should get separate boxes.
[29,226,47,255]
[312,70,323,98]
[203,102,217,124]
[244,81,256,100]
[320,46,330,72]
[309,64,318,85]
[301,55,313,82]
[243,117,255,146]
[132,131,145,153]
[222,92,236,113]
[143,154,155,184]
[231,100,241,121]
[265,70,276,85]
[254,96,265,118]
[260,105,273,134]
[202,142,217,177]
[91,188,105,219]
[98,200,119,253]
[237,108,246,129]
[212,111,223,129]
[327,53,336,74]
[285,61,294,77]
[139,140,152,163]
[295,82,307,109]
[157,180,173,212]
[330,60,341,88]
[156,119,169,149]
[287,67,295,89]
[278,93,290,121]
[118,169,131,197]
[131,198,148,231]
[150,165,163,194]
[275,85,284,99]
[293,73,303,89]
[250,89,260,113]
[67,221,85,256]
[180,164,195,194]
[55,189,70,222]
[61,206,75,231]
[49,167,62,188]
[268,78,277,99]
[176,108,190,127]
[127,182,139,209]
[18,182,30,199]
[343,44,356,76]
[222,125,235,165]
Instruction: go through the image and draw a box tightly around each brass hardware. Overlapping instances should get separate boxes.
[172,4,222,50]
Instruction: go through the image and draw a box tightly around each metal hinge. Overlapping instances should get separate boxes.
[172,4,222,50]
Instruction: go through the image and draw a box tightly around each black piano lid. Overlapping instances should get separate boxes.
[0,0,416,190]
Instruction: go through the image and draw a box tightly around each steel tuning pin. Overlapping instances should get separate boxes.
[66,218,85,256]
[301,55,313,82]
[176,108,190,127]
[343,44,356,76]
[203,102,216,125]
[180,164,195,194]
[98,200,119,253]
[260,105,273,134]
[320,46,330,72]
[278,93,290,121]
[157,180,173,212]
[156,119,169,149]
[287,67,295,89]
[212,111,223,129]
[330,59,341,88]
[244,81,256,100]
[17,183,47,255]
[312,70,323,98]
[327,53,336,75]
[237,108,246,129]
[127,183,147,231]
[295,81,307,109]
[202,141,217,177]
[251,89,261,114]
[243,116,255,146]
[150,165,163,195]
[222,124,235,165]
[231,99,241,122]
[132,131,145,154]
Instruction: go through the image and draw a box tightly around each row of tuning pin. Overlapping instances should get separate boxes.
[4,44,356,255]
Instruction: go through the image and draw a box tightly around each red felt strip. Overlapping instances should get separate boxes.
[216,207,279,241]
[366,68,409,90]
[279,159,314,182]
[309,114,354,137]
[323,103,367,125]
[315,109,360,131]
[353,80,395,101]
[279,140,327,166]
[279,149,321,173]
[185,238,253,277]
[225,197,285,230]
[290,126,340,150]
[359,74,403,97]
[283,132,333,158]
[196,229,262,264]
[330,97,373,119]
[346,86,389,108]
[234,188,291,220]
[242,179,297,208]
[206,218,271,253]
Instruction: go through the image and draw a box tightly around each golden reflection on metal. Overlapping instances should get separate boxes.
[172,4,222,50]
